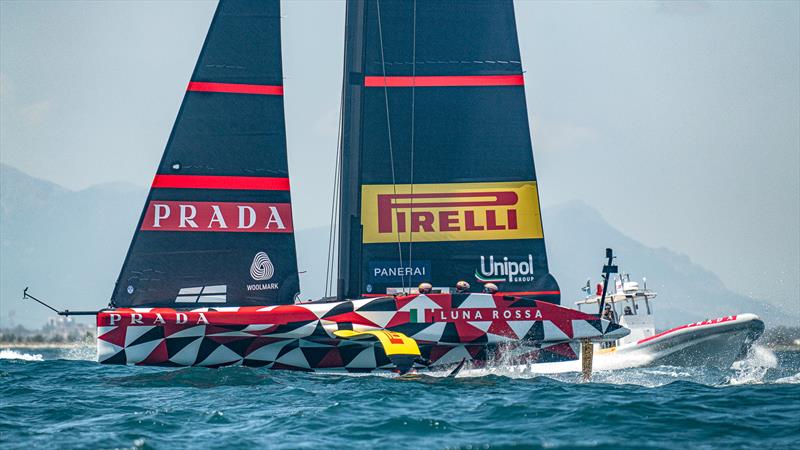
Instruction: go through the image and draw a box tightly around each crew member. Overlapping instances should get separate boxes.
[602,304,616,323]
[455,281,470,294]
[483,282,499,294]
[418,282,432,294]
[623,306,633,316]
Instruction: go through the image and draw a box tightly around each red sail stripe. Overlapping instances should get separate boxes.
[152,175,290,191]
[364,75,524,87]
[187,81,284,95]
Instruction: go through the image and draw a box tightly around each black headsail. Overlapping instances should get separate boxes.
[337,0,560,302]
[112,0,299,308]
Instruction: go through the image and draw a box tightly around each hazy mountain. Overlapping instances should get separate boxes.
[1,163,795,329]
[1,164,144,328]
[544,201,798,328]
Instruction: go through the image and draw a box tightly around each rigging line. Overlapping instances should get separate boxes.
[408,0,417,274]
[324,92,345,297]
[376,0,407,293]
[325,5,351,299]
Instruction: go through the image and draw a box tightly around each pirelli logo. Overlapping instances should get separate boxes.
[361,181,543,243]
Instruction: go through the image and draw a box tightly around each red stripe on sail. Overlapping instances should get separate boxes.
[187,82,284,95]
[364,75,524,87]
[152,175,290,191]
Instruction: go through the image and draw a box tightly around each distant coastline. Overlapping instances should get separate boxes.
[0,342,92,349]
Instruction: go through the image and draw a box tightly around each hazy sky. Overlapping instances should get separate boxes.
[1,1,798,313]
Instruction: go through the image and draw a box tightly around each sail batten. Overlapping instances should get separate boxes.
[151,175,290,191]
[363,75,525,87]
[186,82,285,95]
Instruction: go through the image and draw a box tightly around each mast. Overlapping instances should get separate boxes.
[337,0,368,300]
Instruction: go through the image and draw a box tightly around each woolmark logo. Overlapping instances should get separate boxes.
[475,255,536,284]
[250,252,275,281]
[360,181,544,243]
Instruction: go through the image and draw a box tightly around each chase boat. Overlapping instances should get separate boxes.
[526,272,765,374]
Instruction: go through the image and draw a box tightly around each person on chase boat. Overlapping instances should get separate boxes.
[455,281,471,294]
[602,304,616,323]
[483,283,499,294]
[418,282,433,294]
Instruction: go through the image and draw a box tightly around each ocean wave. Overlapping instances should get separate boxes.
[0,349,44,361]
[727,345,779,385]
[775,372,800,384]
[2,352,799,450]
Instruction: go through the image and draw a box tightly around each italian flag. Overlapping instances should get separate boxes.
[409,309,428,323]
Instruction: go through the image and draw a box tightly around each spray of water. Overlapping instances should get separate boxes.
[727,344,779,385]
[0,349,44,361]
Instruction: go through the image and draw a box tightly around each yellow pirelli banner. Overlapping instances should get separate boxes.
[361,181,544,243]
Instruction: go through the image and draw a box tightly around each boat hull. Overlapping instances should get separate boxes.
[96,293,628,371]
[525,313,765,374]
[609,313,764,368]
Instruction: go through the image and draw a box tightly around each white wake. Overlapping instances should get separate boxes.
[0,349,44,361]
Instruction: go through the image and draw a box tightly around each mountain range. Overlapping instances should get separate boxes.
[1,163,796,329]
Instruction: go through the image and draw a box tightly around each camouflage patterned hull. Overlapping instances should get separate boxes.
[98,293,628,371]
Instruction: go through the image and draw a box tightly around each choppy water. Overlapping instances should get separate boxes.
[1,346,798,449]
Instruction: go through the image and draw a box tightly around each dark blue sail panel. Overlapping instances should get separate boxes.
[112,0,299,308]
[338,0,560,302]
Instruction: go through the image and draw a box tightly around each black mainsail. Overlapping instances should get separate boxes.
[112,0,299,308]
[337,0,560,302]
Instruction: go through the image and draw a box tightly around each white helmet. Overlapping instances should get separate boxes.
[483,282,499,294]
[455,280,470,292]
[418,282,433,294]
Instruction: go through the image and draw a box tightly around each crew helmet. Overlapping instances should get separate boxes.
[483,282,499,294]
[418,282,433,294]
[455,280,470,292]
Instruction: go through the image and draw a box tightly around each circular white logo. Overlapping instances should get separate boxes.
[250,251,275,281]
[127,285,134,294]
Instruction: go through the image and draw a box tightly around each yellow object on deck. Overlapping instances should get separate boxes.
[333,329,421,356]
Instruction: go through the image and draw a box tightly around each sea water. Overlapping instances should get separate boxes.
[1,346,798,449]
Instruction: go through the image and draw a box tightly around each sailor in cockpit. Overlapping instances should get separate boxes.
[483,283,499,294]
[418,282,433,294]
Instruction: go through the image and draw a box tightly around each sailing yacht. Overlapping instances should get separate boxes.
[86,0,630,373]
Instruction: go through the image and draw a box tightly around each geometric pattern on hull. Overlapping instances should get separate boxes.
[98,293,628,371]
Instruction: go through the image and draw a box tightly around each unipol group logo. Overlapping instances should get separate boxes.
[247,251,279,292]
[361,181,543,243]
[250,251,275,281]
[475,255,537,284]
[140,201,293,233]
